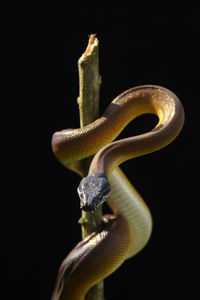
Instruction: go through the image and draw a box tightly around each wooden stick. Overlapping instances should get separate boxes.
[77,34,104,300]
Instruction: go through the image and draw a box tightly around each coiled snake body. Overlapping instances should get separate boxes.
[51,85,184,300]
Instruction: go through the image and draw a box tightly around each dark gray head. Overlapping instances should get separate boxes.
[77,173,110,212]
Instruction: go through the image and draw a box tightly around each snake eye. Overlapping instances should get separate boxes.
[77,173,110,212]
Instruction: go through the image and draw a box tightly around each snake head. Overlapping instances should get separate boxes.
[77,173,111,212]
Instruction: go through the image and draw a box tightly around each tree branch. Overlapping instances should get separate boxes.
[77,34,104,300]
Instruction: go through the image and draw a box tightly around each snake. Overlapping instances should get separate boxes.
[51,85,184,300]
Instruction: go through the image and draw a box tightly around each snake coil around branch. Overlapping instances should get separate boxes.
[51,85,184,300]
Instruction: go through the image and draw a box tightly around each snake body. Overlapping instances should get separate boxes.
[51,85,184,300]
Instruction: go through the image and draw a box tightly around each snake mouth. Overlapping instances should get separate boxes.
[80,203,97,212]
[77,173,111,212]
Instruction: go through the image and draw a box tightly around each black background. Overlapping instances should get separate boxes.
[4,2,199,300]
